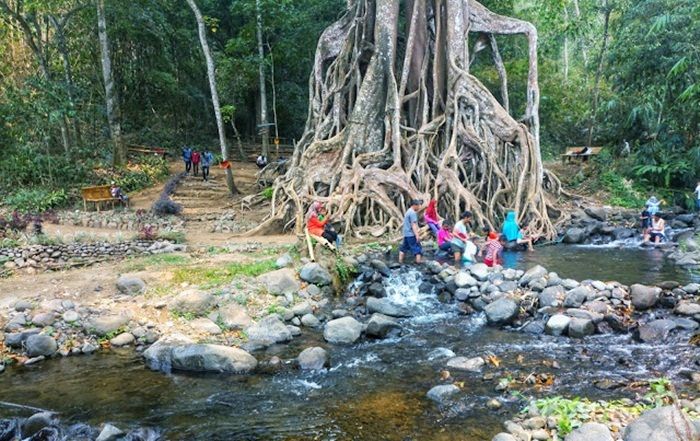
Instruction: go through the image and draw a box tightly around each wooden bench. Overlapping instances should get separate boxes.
[127,144,168,159]
[561,147,603,163]
[80,185,124,211]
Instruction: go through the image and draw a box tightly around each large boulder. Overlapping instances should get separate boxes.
[297,347,328,370]
[563,228,586,244]
[565,422,613,441]
[245,315,293,347]
[143,334,194,373]
[323,317,363,344]
[116,276,146,295]
[25,334,57,357]
[212,303,253,330]
[484,298,519,325]
[257,268,300,296]
[366,297,412,317]
[545,314,571,336]
[630,284,660,310]
[469,263,490,281]
[85,315,129,337]
[170,344,257,373]
[446,356,485,372]
[623,406,699,441]
[637,319,677,343]
[365,313,401,338]
[299,263,332,286]
[585,207,608,222]
[520,265,548,286]
[22,412,57,438]
[169,290,215,316]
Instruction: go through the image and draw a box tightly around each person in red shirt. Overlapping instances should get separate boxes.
[191,150,201,177]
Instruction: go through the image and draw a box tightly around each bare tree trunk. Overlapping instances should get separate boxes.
[269,43,280,158]
[256,0,269,157]
[572,0,588,65]
[186,0,238,195]
[49,13,82,146]
[230,120,246,161]
[563,5,569,83]
[586,0,611,147]
[96,0,126,167]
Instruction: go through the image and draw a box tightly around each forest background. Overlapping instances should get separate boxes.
[0,0,698,212]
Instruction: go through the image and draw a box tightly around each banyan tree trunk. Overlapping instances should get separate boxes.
[253,0,559,239]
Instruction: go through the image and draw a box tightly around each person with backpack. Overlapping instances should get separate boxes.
[201,149,214,181]
[191,150,201,177]
[182,146,193,175]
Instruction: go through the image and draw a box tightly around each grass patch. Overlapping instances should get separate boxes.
[172,259,277,289]
[157,230,186,244]
[122,254,191,272]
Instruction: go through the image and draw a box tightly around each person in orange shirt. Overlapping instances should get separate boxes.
[306,202,339,245]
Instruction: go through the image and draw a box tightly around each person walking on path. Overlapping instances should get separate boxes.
[201,149,214,181]
[182,146,193,175]
[399,199,424,264]
[191,150,201,177]
[694,181,700,212]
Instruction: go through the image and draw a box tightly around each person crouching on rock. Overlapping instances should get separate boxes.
[482,232,505,267]
[437,220,454,256]
[501,210,535,251]
[399,199,424,264]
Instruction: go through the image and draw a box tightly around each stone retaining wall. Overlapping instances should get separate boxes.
[57,210,184,232]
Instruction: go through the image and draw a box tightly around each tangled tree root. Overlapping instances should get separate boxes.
[249,0,560,239]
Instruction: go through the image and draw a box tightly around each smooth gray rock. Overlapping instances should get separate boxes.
[4,328,41,348]
[682,283,700,294]
[546,314,571,336]
[623,406,699,441]
[292,301,313,317]
[86,315,129,337]
[297,347,328,370]
[563,228,586,244]
[275,253,293,268]
[565,422,613,441]
[212,303,253,330]
[426,384,460,402]
[299,263,332,286]
[630,284,660,310]
[469,263,490,281]
[142,334,194,373]
[454,271,478,288]
[22,412,57,437]
[365,313,400,338]
[323,317,363,344]
[190,318,222,335]
[301,313,321,328]
[638,319,677,343]
[62,310,80,323]
[110,332,135,346]
[585,207,608,222]
[25,334,57,357]
[484,298,519,325]
[171,344,257,373]
[520,265,548,286]
[492,434,517,441]
[14,299,33,312]
[446,356,485,372]
[564,286,591,308]
[29,312,55,327]
[366,297,412,317]
[539,286,565,307]
[169,290,215,316]
[675,302,700,316]
[257,268,300,296]
[568,317,595,338]
[116,276,146,295]
[245,315,293,347]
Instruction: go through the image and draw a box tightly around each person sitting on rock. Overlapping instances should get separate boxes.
[649,213,666,244]
[306,202,340,247]
[256,154,268,169]
[424,199,441,237]
[482,232,504,267]
[501,210,534,251]
[437,220,454,255]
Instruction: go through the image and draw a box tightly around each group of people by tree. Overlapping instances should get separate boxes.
[182,146,214,181]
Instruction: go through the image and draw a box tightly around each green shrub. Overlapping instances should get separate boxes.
[598,171,644,208]
[262,187,274,200]
[4,188,68,213]
[157,230,186,244]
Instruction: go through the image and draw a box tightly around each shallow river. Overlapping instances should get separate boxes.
[1,248,698,440]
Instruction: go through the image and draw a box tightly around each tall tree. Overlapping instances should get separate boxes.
[186,0,238,195]
[255,0,269,157]
[96,0,126,166]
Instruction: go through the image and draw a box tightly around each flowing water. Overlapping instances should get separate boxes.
[2,248,699,440]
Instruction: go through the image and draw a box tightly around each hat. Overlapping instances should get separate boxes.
[410,199,424,206]
[488,231,499,240]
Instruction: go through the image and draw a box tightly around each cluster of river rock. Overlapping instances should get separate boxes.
[2,247,699,440]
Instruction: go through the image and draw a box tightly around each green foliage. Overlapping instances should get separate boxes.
[261,187,274,200]
[598,170,644,208]
[171,310,197,321]
[172,259,277,289]
[335,256,354,284]
[157,230,187,244]
[4,188,68,213]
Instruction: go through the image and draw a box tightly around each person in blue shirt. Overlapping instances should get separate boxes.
[201,149,214,181]
[182,146,193,175]
[399,199,424,264]
[501,210,534,251]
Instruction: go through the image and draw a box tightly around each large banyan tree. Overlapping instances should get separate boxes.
[255,0,560,238]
